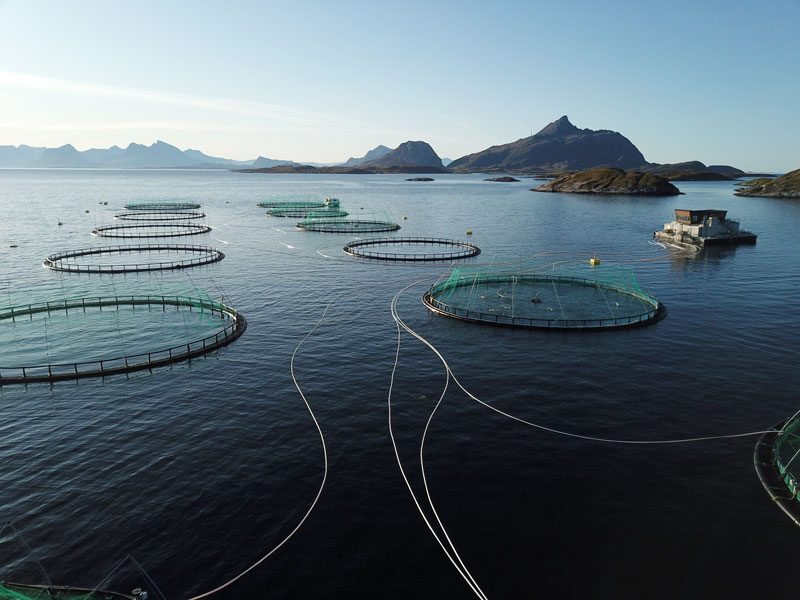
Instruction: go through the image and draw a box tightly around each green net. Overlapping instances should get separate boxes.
[774,418,800,500]
[0,583,126,600]
[425,259,663,329]
[297,209,399,233]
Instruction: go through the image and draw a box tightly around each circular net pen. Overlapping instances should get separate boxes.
[115,210,206,221]
[0,294,246,384]
[92,223,212,238]
[297,210,400,234]
[344,237,481,261]
[257,195,321,209]
[754,415,800,527]
[423,261,665,330]
[124,201,201,210]
[267,206,348,218]
[43,244,224,273]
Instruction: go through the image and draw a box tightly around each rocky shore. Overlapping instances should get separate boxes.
[531,167,681,196]
[734,168,800,198]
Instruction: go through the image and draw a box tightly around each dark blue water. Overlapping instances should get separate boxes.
[0,170,798,599]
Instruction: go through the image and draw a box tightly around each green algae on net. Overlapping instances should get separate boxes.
[423,259,665,330]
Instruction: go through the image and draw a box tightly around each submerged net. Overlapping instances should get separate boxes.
[0,278,245,384]
[774,417,800,500]
[266,206,348,218]
[343,237,480,261]
[115,211,206,221]
[297,209,400,233]
[424,259,664,329]
[257,194,324,209]
[92,224,212,238]
[124,201,201,211]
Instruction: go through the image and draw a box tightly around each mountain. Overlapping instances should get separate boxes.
[449,116,647,173]
[249,156,300,169]
[0,145,46,167]
[0,140,260,168]
[362,141,443,168]
[32,144,91,168]
[340,145,392,167]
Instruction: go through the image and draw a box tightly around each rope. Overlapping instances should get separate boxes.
[387,285,488,600]
[185,292,334,599]
[394,278,778,446]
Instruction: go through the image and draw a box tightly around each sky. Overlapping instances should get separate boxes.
[0,0,798,171]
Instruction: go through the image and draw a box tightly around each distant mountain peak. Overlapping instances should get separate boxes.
[340,144,393,167]
[362,141,443,168]
[449,116,646,172]
[534,115,580,137]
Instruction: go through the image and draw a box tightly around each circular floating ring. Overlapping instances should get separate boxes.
[124,202,201,210]
[297,219,400,234]
[92,224,212,238]
[0,296,246,385]
[267,207,348,218]
[343,237,481,261]
[754,418,800,527]
[115,211,206,221]
[423,272,666,330]
[43,244,224,273]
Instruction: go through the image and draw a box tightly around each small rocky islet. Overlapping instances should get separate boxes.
[734,168,800,198]
[484,176,519,182]
[531,167,681,196]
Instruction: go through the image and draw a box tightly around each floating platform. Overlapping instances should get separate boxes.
[654,209,757,247]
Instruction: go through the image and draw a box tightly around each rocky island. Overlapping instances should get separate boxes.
[485,176,519,182]
[406,177,434,181]
[734,168,800,198]
[532,167,681,196]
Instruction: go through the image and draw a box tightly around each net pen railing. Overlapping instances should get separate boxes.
[343,237,481,261]
[0,295,246,383]
[43,245,224,273]
[424,273,664,329]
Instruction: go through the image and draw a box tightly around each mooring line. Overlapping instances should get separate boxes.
[388,281,489,600]
[185,295,335,599]
[393,278,777,446]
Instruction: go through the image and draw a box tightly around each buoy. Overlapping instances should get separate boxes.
[58,221,63,226]
[9,244,18,248]
[85,210,90,213]
[103,201,108,205]
[589,252,600,266]
[360,207,364,210]
[403,216,407,220]
[466,230,473,235]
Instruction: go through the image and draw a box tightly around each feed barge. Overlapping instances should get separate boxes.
[654,209,757,247]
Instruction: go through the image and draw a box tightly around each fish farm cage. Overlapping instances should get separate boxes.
[257,195,339,209]
[267,206,349,218]
[124,201,201,211]
[423,260,665,330]
[754,414,800,527]
[297,210,400,233]
[0,292,246,384]
[43,244,225,273]
[92,223,212,238]
[115,210,206,221]
[0,582,142,600]
[343,237,481,261]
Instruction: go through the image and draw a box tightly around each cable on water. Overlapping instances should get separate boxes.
[387,288,489,600]
[391,277,779,446]
[184,291,336,599]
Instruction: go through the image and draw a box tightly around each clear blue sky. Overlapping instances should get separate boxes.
[0,0,797,171]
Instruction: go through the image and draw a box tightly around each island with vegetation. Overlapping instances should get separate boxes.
[485,176,519,182]
[531,167,681,196]
[734,168,800,198]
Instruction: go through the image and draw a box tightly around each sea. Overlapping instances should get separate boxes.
[0,169,798,599]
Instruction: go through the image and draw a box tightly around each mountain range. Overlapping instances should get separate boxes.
[0,118,747,174]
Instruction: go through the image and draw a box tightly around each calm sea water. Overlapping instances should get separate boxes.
[0,169,798,599]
